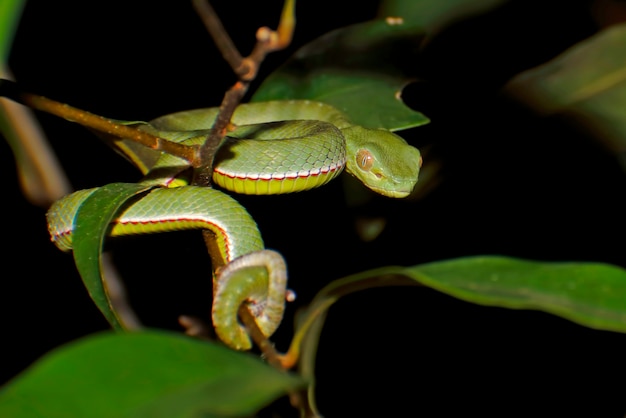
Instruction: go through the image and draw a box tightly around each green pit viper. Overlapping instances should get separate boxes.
[46,99,422,350]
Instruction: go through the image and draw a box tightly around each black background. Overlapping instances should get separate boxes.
[4,1,626,417]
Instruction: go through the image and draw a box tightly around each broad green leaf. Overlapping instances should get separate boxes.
[412,256,626,330]
[291,256,626,413]
[378,0,508,33]
[0,0,25,63]
[504,24,626,161]
[297,256,626,356]
[72,182,155,330]
[252,18,429,131]
[0,330,305,418]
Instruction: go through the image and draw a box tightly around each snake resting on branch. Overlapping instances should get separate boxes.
[45,99,422,350]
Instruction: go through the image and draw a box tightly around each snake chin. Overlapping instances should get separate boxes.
[367,185,413,198]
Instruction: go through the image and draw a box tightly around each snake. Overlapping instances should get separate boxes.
[45,99,422,350]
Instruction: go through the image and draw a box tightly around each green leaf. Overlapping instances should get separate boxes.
[378,0,508,33]
[298,256,626,350]
[72,182,155,330]
[292,256,626,412]
[252,18,429,131]
[0,0,25,63]
[504,23,626,160]
[412,256,626,331]
[0,330,305,418]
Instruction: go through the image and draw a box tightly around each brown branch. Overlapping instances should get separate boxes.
[191,0,247,79]
[0,79,199,164]
[190,0,296,188]
[191,81,249,186]
[238,305,284,368]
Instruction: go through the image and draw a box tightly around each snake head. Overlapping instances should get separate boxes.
[343,126,422,198]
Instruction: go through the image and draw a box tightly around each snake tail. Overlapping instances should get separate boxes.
[212,249,288,350]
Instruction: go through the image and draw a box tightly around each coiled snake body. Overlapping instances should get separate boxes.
[46,100,422,349]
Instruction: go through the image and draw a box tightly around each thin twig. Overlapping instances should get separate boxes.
[178,315,214,340]
[238,305,284,368]
[191,0,247,78]
[238,305,306,411]
[0,79,199,164]
[190,0,296,188]
[191,82,250,187]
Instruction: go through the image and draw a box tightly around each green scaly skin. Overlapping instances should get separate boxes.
[47,186,282,350]
[46,100,422,350]
[142,100,422,197]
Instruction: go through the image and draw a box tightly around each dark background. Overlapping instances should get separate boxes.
[4,1,626,416]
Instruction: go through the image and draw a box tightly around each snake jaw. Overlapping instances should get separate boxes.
[368,185,413,198]
[363,175,417,198]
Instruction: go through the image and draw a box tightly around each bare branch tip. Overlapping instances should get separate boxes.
[256,27,274,43]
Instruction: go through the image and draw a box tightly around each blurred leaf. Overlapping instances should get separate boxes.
[504,23,626,160]
[0,5,72,206]
[0,78,73,206]
[72,183,155,330]
[0,330,305,418]
[0,0,25,63]
[378,0,508,33]
[252,18,429,131]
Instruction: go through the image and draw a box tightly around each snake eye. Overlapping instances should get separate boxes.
[356,149,374,171]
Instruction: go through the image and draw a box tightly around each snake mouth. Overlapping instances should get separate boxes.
[384,190,411,198]
[367,185,412,198]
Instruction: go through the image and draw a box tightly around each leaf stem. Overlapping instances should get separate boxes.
[282,269,421,368]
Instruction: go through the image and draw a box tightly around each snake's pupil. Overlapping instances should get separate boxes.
[356,149,374,171]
